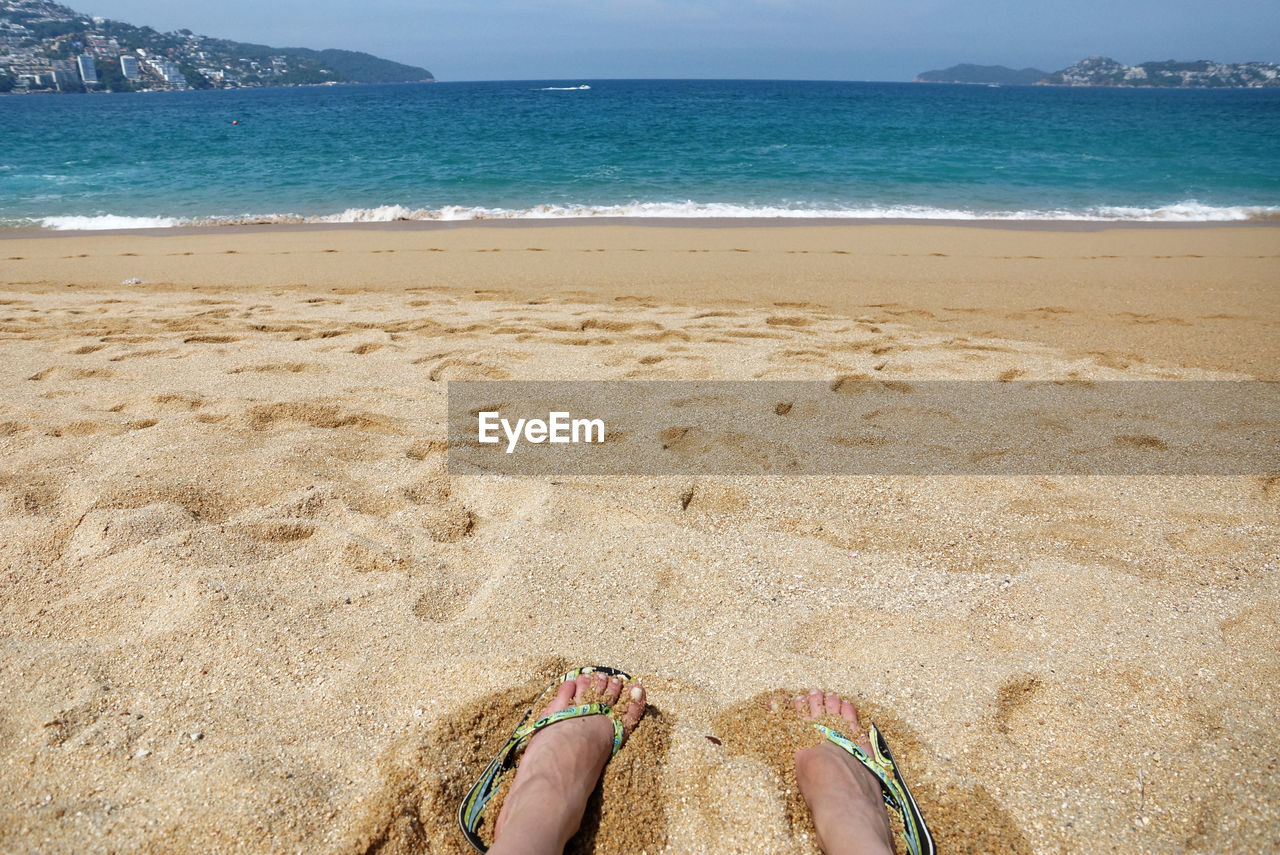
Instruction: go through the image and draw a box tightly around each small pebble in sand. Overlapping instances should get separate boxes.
[122,277,143,285]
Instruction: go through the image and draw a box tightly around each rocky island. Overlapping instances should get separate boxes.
[915,64,1049,85]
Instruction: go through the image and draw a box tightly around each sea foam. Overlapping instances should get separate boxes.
[41,214,183,230]
[18,200,1280,231]
[288,200,1280,224]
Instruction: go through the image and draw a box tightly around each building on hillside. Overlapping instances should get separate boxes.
[145,58,188,88]
[50,58,78,90]
[120,54,139,79]
[76,53,97,84]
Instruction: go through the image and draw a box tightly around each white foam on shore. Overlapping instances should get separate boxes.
[288,200,1280,223]
[1089,201,1276,222]
[19,200,1280,230]
[41,214,183,230]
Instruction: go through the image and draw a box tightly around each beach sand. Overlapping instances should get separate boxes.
[1,222,1277,853]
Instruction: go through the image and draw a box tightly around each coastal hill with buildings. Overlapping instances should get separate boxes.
[0,0,432,93]
[917,56,1280,87]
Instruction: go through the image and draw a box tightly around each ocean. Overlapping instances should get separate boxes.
[2,79,1279,229]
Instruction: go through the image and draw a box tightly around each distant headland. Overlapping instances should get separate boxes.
[916,56,1280,88]
[0,0,433,93]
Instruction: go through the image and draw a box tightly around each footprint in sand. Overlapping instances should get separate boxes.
[48,420,113,437]
[765,315,813,328]
[401,478,476,543]
[245,400,396,432]
[28,366,113,381]
[99,481,235,524]
[183,334,242,344]
[421,356,511,382]
[244,520,316,544]
[1113,434,1168,451]
[228,361,316,374]
[152,393,205,412]
[410,564,480,622]
[993,673,1046,734]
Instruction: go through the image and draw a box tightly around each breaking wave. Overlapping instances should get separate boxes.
[40,214,183,230]
[19,200,1280,230]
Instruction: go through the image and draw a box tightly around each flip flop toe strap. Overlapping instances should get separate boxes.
[813,723,936,855]
[521,702,626,756]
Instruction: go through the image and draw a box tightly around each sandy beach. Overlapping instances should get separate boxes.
[1,221,1277,853]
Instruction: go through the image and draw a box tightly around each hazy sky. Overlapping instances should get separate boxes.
[80,1,1280,82]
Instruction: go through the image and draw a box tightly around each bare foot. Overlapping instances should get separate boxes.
[489,670,646,855]
[788,689,894,855]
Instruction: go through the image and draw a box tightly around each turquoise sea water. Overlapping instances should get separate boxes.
[2,80,1279,229]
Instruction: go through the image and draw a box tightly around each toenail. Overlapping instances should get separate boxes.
[630,687,643,701]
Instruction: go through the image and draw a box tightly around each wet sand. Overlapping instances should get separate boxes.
[1,222,1277,853]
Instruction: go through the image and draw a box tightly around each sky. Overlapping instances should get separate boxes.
[79,1,1280,82]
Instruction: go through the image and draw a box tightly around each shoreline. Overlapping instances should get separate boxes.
[4,222,1277,381]
[5,215,1280,240]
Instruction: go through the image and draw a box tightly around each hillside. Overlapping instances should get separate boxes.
[0,0,433,93]
[1042,55,1279,88]
[916,55,1280,89]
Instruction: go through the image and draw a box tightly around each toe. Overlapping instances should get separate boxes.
[621,683,646,732]
[573,672,593,703]
[807,689,824,719]
[840,698,859,727]
[824,692,842,717]
[542,676,579,717]
[792,695,807,716]
[841,699,874,751]
[602,676,623,706]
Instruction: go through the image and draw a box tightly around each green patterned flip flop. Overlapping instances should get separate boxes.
[458,665,633,853]
[813,722,936,855]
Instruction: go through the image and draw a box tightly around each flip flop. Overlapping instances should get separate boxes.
[812,722,936,855]
[458,665,634,853]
